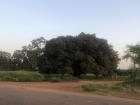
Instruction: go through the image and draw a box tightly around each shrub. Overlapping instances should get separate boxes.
[47,77,62,82]
[0,71,45,82]
[111,75,128,81]
[62,74,79,81]
[82,84,98,92]
[80,74,95,80]
[45,74,79,82]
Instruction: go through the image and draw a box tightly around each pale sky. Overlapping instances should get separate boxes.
[0,0,140,69]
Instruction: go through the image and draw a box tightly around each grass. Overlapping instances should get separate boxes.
[80,74,128,81]
[81,83,140,94]
[81,70,140,99]
[0,71,126,82]
[82,83,123,92]
[0,71,79,82]
[97,75,128,81]
[0,71,45,82]
[81,82,140,100]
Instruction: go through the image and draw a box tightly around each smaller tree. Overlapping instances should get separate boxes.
[27,37,47,69]
[123,44,140,69]
[12,50,31,70]
[12,37,46,70]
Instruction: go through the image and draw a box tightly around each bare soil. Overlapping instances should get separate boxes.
[0,80,120,91]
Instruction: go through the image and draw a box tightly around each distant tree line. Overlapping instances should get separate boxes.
[0,37,46,70]
[0,33,119,78]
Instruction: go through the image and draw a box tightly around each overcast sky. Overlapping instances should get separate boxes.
[0,0,140,68]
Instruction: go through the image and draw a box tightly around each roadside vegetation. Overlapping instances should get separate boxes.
[82,69,140,92]
[45,74,79,82]
[81,43,140,98]
[81,83,140,99]
[81,43,140,97]
[82,83,123,92]
[0,71,45,82]
[0,71,80,82]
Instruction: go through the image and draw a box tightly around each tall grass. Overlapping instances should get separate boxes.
[82,83,123,92]
[82,69,140,93]
[0,71,45,82]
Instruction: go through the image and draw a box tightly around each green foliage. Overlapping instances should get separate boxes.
[63,74,79,81]
[0,37,47,71]
[46,77,62,82]
[115,69,132,76]
[45,74,79,82]
[80,74,95,80]
[83,82,140,96]
[110,75,128,81]
[80,73,127,81]
[0,51,12,69]
[82,83,123,92]
[12,50,31,70]
[12,37,46,70]
[82,84,98,92]
[39,32,119,78]
[0,71,45,82]
[125,69,140,86]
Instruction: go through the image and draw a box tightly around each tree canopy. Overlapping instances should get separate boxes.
[38,33,119,78]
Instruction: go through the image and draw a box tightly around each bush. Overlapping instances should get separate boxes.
[47,77,62,82]
[62,74,79,81]
[0,71,45,82]
[82,84,98,92]
[80,74,95,80]
[111,75,128,81]
[45,74,79,82]
[115,69,132,76]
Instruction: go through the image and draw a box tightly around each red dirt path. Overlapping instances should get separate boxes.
[0,80,120,91]
[0,81,140,100]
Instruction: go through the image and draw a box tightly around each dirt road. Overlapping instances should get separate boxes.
[0,85,140,105]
